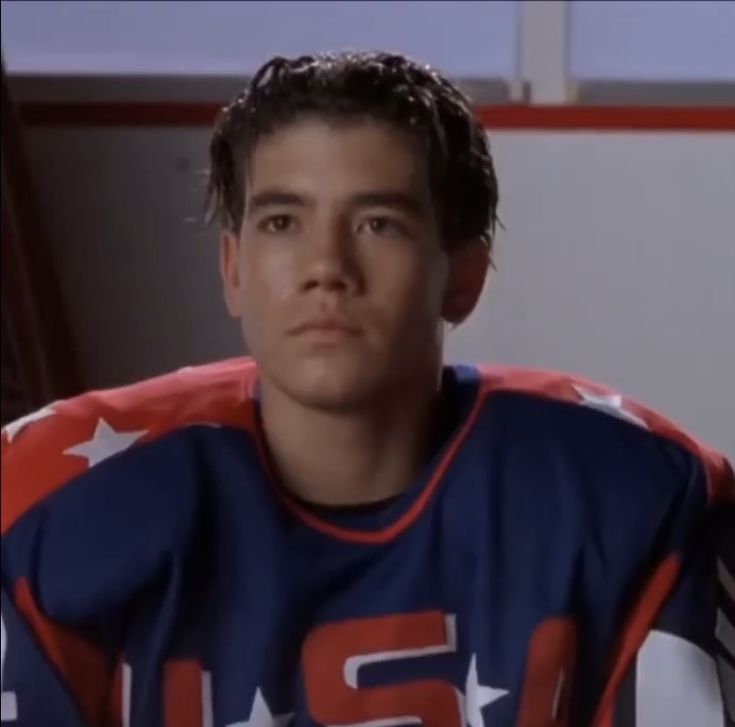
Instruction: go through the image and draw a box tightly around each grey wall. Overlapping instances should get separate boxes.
[1,0,519,78]
[570,0,735,80]
[5,1,735,81]
[24,128,239,387]
[23,126,735,459]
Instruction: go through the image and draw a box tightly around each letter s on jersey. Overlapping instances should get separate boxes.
[302,610,463,726]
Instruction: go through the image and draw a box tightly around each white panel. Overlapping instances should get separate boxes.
[636,631,723,726]
[521,0,568,103]
[570,0,735,81]
[0,0,519,78]
[122,663,132,727]
[0,612,18,723]
[201,671,213,727]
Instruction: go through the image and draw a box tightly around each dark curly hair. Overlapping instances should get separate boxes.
[206,51,498,251]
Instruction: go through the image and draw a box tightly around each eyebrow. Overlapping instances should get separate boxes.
[246,189,309,216]
[349,191,423,216]
[245,188,425,217]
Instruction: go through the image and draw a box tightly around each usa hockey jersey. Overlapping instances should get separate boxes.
[1,358,733,727]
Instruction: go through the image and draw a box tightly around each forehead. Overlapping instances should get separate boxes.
[245,117,430,198]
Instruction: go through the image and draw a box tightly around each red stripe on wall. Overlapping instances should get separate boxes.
[475,104,735,131]
[19,102,735,131]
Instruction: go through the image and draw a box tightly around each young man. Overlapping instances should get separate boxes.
[1,51,733,727]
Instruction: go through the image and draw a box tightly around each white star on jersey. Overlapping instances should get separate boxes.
[227,688,292,727]
[462,654,508,727]
[2,405,56,442]
[63,417,147,468]
[571,384,648,429]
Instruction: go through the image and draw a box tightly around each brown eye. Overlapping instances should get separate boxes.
[360,216,406,238]
[367,217,390,235]
[258,214,298,233]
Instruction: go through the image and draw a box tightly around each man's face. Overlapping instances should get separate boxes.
[220,117,481,411]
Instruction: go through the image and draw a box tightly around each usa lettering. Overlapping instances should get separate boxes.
[108,612,575,727]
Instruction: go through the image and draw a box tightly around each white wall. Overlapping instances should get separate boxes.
[447,131,735,459]
[23,126,735,459]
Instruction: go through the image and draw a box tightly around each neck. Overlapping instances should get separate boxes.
[258,369,442,507]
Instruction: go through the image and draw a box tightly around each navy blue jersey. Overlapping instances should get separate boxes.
[1,358,733,726]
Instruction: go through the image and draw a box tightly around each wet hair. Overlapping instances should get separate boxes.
[206,51,498,252]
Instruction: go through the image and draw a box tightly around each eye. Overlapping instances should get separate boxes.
[257,214,299,234]
[359,216,407,238]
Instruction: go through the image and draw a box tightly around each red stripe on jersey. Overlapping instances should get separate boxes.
[1,358,258,534]
[302,611,461,726]
[13,578,111,726]
[163,659,204,727]
[710,458,735,505]
[265,386,487,544]
[517,618,577,727]
[591,554,681,727]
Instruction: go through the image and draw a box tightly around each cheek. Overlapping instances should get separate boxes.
[241,247,298,309]
[237,248,299,354]
[397,245,447,306]
[370,249,446,330]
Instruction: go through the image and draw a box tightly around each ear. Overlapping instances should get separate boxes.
[219,229,243,318]
[441,239,490,326]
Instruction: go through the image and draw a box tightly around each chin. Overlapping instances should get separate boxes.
[287,355,383,412]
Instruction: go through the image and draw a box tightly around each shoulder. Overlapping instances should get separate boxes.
[471,364,733,507]
[1,357,259,535]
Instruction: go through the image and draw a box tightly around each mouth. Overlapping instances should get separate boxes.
[289,318,363,341]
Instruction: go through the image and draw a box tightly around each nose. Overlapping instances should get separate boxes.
[299,219,361,295]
